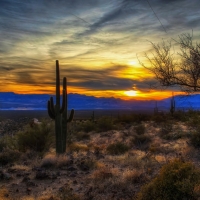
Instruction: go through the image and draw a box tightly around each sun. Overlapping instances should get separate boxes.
[124,90,137,97]
[128,60,137,66]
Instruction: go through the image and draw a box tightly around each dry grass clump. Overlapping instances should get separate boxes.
[91,167,118,182]
[106,142,129,155]
[67,142,89,152]
[122,169,148,184]
[137,159,200,200]
[40,154,57,168]
[8,164,30,171]
[40,154,70,168]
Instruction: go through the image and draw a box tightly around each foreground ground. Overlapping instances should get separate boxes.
[1,110,200,199]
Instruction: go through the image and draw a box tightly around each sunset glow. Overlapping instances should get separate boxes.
[0,1,199,100]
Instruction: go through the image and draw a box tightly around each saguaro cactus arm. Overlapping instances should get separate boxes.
[67,109,74,122]
[47,100,55,119]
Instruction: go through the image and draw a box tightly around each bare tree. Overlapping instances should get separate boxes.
[140,33,200,93]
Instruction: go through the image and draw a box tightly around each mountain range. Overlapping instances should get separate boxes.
[0,92,199,111]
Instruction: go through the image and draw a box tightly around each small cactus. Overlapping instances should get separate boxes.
[47,60,74,154]
[154,101,158,115]
[91,111,95,122]
[170,94,175,116]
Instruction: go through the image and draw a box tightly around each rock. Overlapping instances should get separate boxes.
[27,181,37,187]
[0,171,12,180]
[66,166,77,171]
[22,176,30,182]
[69,172,77,177]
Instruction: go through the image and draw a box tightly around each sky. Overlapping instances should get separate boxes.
[0,0,200,100]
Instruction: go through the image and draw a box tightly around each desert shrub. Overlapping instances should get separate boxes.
[116,114,134,123]
[16,120,54,153]
[151,113,168,123]
[134,124,146,135]
[132,134,151,150]
[163,130,190,140]
[132,113,150,123]
[137,159,200,200]
[75,131,90,141]
[106,142,129,155]
[97,116,114,132]
[0,149,21,166]
[172,110,188,122]
[80,120,96,132]
[0,135,18,152]
[187,115,200,128]
[0,137,8,152]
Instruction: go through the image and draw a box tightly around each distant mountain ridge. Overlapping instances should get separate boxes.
[0,92,199,111]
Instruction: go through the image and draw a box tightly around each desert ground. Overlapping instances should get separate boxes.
[1,109,200,200]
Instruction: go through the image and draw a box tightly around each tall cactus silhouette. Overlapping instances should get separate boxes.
[47,60,74,154]
[170,93,175,116]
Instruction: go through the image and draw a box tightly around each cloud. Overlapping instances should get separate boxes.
[0,0,200,97]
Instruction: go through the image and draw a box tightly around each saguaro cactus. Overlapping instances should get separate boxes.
[47,60,74,154]
[170,94,176,116]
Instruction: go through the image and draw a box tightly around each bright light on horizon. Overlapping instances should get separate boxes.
[124,90,137,97]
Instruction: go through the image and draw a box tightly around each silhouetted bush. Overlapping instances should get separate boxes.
[106,142,129,155]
